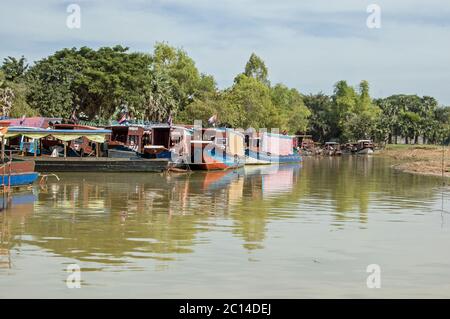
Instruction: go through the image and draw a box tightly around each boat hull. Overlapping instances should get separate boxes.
[2,172,39,187]
[245,150,302,165]
[1,159,39,187]
[189,149,244,171]
[33,158,169,172]
[357,148,374,155]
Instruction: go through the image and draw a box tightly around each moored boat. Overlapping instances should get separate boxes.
[356,139,374,155]
[245,131,301,164]
[189,128,245,171]
[1,123,38,188]
[324,141,342,156]
[1,158,38,188]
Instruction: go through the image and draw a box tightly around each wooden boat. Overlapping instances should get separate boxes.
[1,123,38,188]
[1,158,38,188]
[144,125,192,163]
[50,123,104,157]
[356,139,374,155]
[324,142,342,156]
[245,131,301,164]
[33,157,168,173]
[189,128,245,171]
[105,125,150,158]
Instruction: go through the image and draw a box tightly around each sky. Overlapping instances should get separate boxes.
[1,0,450,104]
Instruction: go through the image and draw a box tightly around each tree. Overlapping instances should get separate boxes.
[242,53,269,86]
[270,84,310,134]
[1,56,28,82]
[0,69,37,118]
[0,71,14,117]
[303,93,333,142]
[226,75,281,129]
[151,42,216,112]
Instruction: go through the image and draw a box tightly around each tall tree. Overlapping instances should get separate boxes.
[243,53,269,86]
[1,56,28,82]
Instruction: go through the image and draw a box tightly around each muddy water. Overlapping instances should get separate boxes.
[1,157,449,298]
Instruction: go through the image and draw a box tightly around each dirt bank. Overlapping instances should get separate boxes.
[378,145,450,178]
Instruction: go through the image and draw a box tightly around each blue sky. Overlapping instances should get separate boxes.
[1,0,450,104]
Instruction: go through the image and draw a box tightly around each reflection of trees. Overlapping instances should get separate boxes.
[2,157,442,269]
[299,157,441,226]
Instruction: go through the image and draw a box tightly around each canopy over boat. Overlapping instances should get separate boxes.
[5,127,112,143]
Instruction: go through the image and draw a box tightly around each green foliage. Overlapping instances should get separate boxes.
[1,44,448,146]
[270,84,310,134]
[0,69,36,117]
[226,75,280,129]
[1,56,28,82]
[151,42,216,111]
[243,53,269,85]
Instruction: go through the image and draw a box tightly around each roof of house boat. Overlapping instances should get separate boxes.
[6,127,111,135]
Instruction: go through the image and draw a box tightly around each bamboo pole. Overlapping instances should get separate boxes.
[1,137,4,162]
[96,143,99,158]
[64,142,67,158]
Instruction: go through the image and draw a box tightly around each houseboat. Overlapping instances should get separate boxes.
[105,125,150,158]
[356,139,374,155]
[189,128,245,170]
[143,125,192,163]
[1,124,38,188]
[324,142,342,156]
[49,123,105,157]
[4,126,168,173]
[245,131,301,164]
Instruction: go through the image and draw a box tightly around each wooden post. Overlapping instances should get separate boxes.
[1,137,5,162]
[96,143,99,158]
[64,142,67,158]
[34,139,37,158]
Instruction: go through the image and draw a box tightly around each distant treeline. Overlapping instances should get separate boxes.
[1,43,449,144]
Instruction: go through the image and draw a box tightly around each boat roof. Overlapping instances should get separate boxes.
[0,117,62,128]
[6,126,111,136]
[325,142,339,144]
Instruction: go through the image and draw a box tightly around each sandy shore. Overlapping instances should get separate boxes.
[378,145,450,178]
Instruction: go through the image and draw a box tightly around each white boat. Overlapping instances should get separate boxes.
[356,140,374,155]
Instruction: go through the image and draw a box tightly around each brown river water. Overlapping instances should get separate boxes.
[0,156,449,298]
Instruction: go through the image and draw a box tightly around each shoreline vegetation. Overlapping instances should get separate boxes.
[378,144,450,178]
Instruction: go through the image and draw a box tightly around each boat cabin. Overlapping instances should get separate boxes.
[189,128,245,170]
[106,125,149,154]
[324,142,342,156]
[50,123,102,157]
[144,125,192,160]
[357,140,374,154]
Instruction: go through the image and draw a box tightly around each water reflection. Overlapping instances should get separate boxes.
[0,157,445,271]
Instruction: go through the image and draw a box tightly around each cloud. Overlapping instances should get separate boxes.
[0,0,449,104]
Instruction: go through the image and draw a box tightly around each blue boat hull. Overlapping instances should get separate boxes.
[1,172,39,187]
[245,149,302,164]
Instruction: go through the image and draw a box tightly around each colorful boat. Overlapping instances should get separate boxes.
[1,159,39,187]
[245,131,301,164]
[144,125,192,163]
[1,123,39,188]
[189,128,245,170]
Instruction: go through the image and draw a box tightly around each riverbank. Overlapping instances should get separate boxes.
[378,144,450,178]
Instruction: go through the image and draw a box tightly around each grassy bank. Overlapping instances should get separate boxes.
[379,144,450,177]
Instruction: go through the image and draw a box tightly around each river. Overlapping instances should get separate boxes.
[1,156,449,298]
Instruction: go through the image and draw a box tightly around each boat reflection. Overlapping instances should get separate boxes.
[1,157,444,270]
[0,191,36,269]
